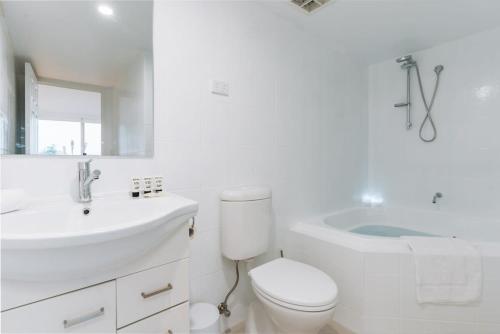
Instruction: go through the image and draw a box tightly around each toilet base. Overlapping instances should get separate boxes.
[245,300,334,334]
[245,301,278,334]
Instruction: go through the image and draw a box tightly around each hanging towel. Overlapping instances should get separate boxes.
[0,189,27,214]
[403,236,482,305]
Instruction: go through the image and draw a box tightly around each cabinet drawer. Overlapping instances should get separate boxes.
[1,281,116,333]
[117,302,189,334]
[117,259,189,327]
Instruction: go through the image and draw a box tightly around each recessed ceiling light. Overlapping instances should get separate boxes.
[97,4,114,17]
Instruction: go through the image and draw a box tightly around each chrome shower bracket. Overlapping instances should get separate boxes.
[394,66,412,130]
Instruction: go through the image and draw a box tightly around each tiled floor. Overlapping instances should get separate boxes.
[319,325,341,334]
[227,323,342,334]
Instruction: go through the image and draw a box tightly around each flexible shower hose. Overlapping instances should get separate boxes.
[414,65,442,142]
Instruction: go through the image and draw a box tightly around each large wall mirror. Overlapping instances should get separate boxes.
[0,0,153,156]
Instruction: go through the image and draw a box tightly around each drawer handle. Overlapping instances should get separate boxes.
[63,307,105,328]
[141,283,173,299]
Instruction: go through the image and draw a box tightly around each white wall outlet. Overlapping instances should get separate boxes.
[211,80,229,96]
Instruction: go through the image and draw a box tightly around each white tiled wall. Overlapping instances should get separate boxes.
[368,27,500,218]
[0,0,367,327]
[154,1,368,323]
[115,52,153,156]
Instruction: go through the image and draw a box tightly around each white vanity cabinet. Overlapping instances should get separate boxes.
[2,260,189,333]
[1,213,195,334]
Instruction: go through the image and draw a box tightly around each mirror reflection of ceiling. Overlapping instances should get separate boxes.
[2,0,152,87]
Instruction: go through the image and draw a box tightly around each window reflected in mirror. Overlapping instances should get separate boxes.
[0,0,153,157]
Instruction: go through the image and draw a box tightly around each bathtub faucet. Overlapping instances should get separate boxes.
[432,192,443,204]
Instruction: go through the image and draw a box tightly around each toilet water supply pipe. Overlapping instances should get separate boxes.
[218,260,240,317]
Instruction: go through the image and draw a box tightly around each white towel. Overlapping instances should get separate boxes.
[0,189,27,214]
[404,236,482,305]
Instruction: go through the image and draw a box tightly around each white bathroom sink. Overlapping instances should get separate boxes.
[1,193,198,281]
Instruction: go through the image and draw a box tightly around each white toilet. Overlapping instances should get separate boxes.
[220,186,338,334]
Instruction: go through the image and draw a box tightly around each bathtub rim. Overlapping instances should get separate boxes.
[292,207,500,256]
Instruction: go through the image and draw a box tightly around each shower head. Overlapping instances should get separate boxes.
[434,65,444,75]
[397,55,416,69]
[396,55,413,63]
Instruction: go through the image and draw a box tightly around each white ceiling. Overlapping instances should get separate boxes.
[2,0,152,87]
[3,0,500,81]
[267,0,500,65]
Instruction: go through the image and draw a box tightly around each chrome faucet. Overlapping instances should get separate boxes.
[78,159,101,203]
[432,192,443,204]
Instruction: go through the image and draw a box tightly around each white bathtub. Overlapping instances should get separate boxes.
[286,207,500,334]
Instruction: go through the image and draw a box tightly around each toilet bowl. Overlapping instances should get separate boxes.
[247,258,338,334]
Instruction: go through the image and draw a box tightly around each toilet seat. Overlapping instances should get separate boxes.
[252,282,337,312]
[249,258,338,312]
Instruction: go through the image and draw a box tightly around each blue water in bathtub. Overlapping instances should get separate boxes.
[350,225,435,237]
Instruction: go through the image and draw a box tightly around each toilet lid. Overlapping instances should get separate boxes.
[249,258,338,308]
[220,186,271,201]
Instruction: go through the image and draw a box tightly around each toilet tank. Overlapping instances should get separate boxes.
[220,186,272,261]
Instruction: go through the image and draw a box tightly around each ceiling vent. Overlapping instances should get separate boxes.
[291,0,331,13]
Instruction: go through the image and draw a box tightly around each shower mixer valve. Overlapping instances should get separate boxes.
[432,192,443,204]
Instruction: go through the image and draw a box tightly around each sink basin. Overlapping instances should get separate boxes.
[1,193,198,281]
